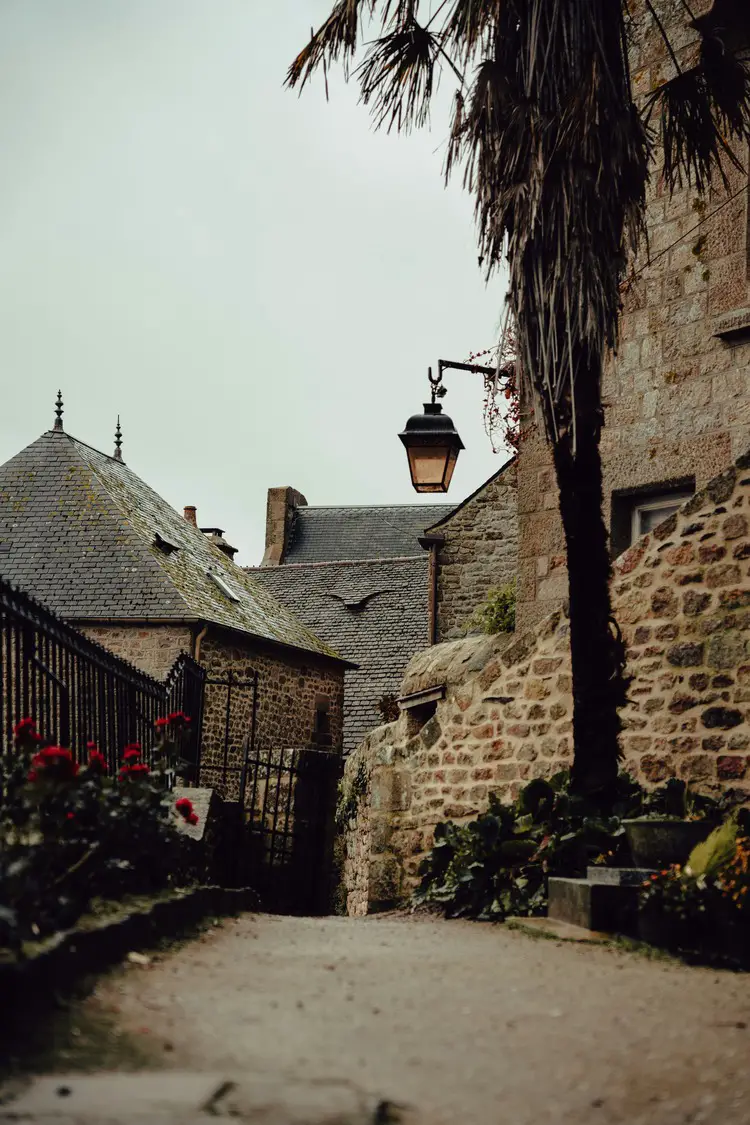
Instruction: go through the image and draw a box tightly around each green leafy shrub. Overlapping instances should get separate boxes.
[465,580,516,635]
[0,715,197,951]
[414,773,727,922]
[414,771,642,920]
[634,777,726,822]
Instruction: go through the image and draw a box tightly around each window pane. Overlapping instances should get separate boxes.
[638,504,680,536]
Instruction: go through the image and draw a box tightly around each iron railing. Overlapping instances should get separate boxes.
[0,577,206,777]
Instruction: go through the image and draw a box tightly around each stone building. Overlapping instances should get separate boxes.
[518,0,750,631]
[343,451,750,913]
[420,458,518,642]
[0,418,349,796]
[250,487,451,752]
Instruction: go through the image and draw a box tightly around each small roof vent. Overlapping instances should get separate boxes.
[207,570,240,602]
[201,526,238,560]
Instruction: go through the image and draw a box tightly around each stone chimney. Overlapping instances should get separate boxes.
[261,487,307,566]
[183,506,198,527]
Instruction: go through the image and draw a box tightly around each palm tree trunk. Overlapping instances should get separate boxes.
[551,371,628,804]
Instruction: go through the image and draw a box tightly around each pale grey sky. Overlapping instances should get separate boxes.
[0,1,508,565]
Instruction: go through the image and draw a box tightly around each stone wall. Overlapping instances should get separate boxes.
[78,623,192,681]
[198,630,344,799]
[343,450,750,913]
[517,0,750,631]
[77,621,345,801]
[429,460,518,641]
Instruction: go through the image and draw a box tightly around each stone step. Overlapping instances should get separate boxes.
[547,877,640,936]
[586,866,655,887]
[507,916,610,944]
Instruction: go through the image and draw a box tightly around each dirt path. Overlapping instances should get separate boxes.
[72,911,750,1124]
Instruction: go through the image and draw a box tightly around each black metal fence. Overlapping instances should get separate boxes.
[0,577,206,776]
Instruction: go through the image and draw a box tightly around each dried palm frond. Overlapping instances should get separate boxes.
[357,17,439,132]
[288,0,749,452]
[443,0,502,61]
[286,0,374,89]
[646,28,750,193]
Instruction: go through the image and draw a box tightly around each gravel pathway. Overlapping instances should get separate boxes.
[92,912,750,1124]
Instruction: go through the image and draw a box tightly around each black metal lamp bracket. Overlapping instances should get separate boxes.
[430,359,497,403]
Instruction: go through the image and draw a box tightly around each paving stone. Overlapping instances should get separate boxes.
[0,1072,229,1120]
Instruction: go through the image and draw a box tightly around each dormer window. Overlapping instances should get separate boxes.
[153,532,179,555]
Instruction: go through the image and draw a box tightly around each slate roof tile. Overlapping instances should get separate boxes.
[0,430,344,664]
[251,557,429,752]
[284,504,452,563]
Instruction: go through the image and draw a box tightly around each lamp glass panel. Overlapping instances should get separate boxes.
[407,444,455,493]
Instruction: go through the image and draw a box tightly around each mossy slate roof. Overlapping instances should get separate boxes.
[284,504,453,563]
[0,430,344,663]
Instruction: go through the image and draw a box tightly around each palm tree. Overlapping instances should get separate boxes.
[287,1,750,804]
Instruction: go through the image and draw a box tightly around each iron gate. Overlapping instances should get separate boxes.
[237,742,342,915]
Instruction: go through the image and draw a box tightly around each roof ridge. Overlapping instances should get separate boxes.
[50,429,121,465]
[298,503,454,511]
[247,555,427,572]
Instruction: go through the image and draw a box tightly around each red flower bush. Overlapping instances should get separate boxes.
[27,746,79,783]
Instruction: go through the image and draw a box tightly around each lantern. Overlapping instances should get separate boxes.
[398,402,464,494]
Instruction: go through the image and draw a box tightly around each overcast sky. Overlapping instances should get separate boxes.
[0,1,508,565]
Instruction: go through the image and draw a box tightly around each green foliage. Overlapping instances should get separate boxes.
[465,580,516,636]
[0,720,195,951]
[376,694,400,724]
[687,818,739,878]
[635,777,726,822]
[414,770,642,921]
[414,773,729,923]
[639,811,750,966]
[335,758,370,831]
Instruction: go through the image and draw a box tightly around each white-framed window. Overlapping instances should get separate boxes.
[630,491,694,542]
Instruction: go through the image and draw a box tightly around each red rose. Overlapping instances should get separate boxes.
[27,746,79,782]
[122,746,142,763]
[167,711,191,728]
[187,812,199,826]
[175,797,194,820]
[14,717,43,748]
[119,762,150,780]
[154,717,169,731]
[87,749,108,774]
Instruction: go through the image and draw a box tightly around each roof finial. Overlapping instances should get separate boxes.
[53,390,64,432]
[113,415,123,461]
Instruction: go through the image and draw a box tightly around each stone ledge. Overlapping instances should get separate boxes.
[0,886,258,1035]
[712,307,750,342]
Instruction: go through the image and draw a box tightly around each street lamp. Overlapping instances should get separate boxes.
[398,359,496,494]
